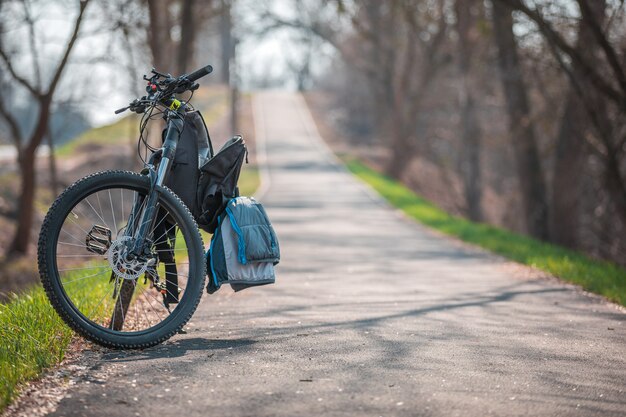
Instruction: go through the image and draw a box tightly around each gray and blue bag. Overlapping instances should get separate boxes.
[207,197,280,293]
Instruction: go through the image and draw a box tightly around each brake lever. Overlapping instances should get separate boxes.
[116,98,148,115]
[172,76,195,94]
[151,68,170,78]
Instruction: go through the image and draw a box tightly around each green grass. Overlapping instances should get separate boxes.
[56,86,229,158]
[345,159,626,306]
[55,115,139,157]
[0,161,261,413]
[0,85,256,412]
[240,166,260,197]
[0,271,107,411]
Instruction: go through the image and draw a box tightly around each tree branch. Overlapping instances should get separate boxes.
[0,96,23,148]
[23,0,42,90]
[46,0,90,97]
[0,48,40,97]
[494,0,626,110]
[258,11,385,86]
[576,0,626,96]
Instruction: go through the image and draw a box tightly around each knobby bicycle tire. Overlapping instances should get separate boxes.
[37,170,205,349]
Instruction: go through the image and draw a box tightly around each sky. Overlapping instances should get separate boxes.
[2,0,335,127]
[2,0,586,128]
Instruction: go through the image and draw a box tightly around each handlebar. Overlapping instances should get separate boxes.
[115,64,213,115]
[186,65,213,82]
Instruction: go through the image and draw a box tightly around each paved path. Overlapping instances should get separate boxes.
[48,92,625,417]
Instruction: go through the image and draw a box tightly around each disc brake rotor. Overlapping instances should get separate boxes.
[107,236,148,280]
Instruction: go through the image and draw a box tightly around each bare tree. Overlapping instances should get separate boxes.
[491,0,550,240]
[285,35,315,92]
[178,0,197,74]
[493,0,626,248]
[495,0,626,216]
[0,0,90,256]
[146,0,223,75]
[550,0,607,248]
[258,0,450,179]
[147,0,175,72]
[455,0,483,221]
[220,0,233,84]
[46,123,59,196]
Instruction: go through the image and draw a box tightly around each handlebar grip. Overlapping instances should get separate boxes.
[186,65,213,82]
[115,106,129,114]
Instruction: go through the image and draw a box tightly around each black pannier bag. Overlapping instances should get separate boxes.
[157,110,214,304]
[196,135,247,233]
[161,110,247,232]
[155,110,253,297]
[163,110,213,212]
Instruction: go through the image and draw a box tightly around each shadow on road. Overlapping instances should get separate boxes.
[101,337,258,363]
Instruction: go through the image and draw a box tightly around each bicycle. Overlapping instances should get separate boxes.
[38,65,215,349]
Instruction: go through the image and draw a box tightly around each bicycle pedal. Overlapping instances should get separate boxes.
[85,225,112,255]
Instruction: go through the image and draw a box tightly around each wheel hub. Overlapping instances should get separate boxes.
[107,236,148,280]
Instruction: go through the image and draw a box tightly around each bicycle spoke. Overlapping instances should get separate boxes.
[52,179,198,337]
[141,287,167,321]
[152,222,179,246]
[95,192,107,230]
[60,227,89,246]
[109,189,119,237]
[120,188,125,235]
[132,280,142,330]
[58,264,109,272]
[58,241,88,248]
[61,269,110,284]
[88,284,113,319]
[84,195,110,231]
[65,213,92,237]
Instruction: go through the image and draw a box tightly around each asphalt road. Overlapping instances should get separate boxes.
[47,91,625,417]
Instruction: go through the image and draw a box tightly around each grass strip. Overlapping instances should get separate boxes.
[56,87,229,157]
[1,87,259,412]
[345,159,626,306]
[0,164,260,414]
[0,279,89,410]
[55,116,138,157]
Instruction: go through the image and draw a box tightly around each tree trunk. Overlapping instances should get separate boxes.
[385,144,413,180]
[385,110,413,180]
[9,150,37,255]
[46,124,59,196]
[177,0,196,75]
[459,93,482,221]
[605,148,626,225]
[9,94,52,256]
[3,1,87,257]
[230,37,238,134]
[147,0,174,73]
[551,0,606,248]
[551,93,586,247]
[364,0,387,131]
[456,0,483,221]
[220,0,232,84]
[491,1,549,240]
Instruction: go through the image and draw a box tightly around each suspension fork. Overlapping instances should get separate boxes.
[129,113,185,257]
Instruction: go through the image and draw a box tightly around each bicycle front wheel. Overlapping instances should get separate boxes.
[38,170,205,349]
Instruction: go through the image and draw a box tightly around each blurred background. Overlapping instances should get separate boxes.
[0,0,624,295]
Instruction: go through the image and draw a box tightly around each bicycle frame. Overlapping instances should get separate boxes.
[38,64,214,344]
[129,106,186,258]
